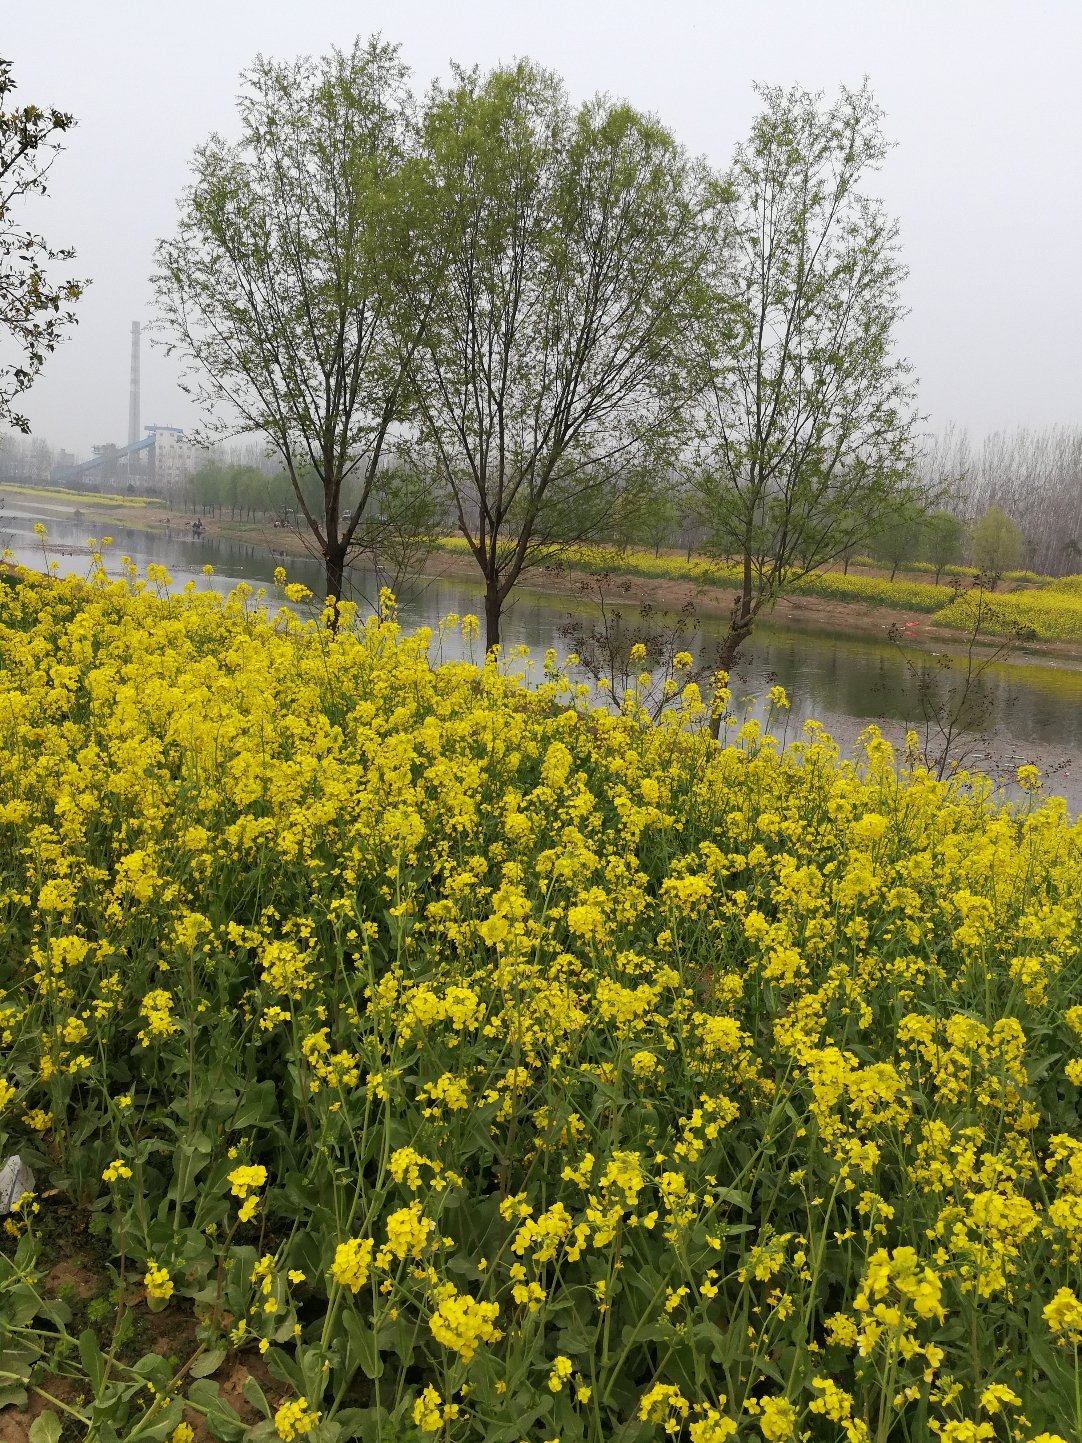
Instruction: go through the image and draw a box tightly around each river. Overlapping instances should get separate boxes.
[6,490,1082,812]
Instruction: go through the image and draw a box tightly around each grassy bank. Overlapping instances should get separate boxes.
[0,481,162,508]
[436,537,951,611]
[435,538,1082,641]
[2,567,1082,1441]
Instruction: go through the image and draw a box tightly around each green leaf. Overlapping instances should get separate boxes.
[0,1343,40,1381]
[131,1352,173,1388]
[231,1079,280,1129]
[4,1282,42,1327]
[79,1326,106,1393]
[341,1307,383,1380]
[712,1186,752,1210]
[38,1295,73,1328]
[242,1372,272,1418]
[28,1412,62,1443]
[128,1396,185,1441]
[187,1379,249,1443]
[189,1345,227,1378]
[331,1408,371,1441]
[264,1345,306,1396]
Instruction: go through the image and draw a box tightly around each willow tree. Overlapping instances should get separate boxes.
[397,61,711,650]
[693,82,920,686]
[153,38,433,610]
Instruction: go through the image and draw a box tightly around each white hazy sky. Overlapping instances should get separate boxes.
[4,0,1081,457]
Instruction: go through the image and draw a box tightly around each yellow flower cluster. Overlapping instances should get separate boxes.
[934,583,1082,641]
[412,1384,459,1432]
[227,1162,267,1222]
[227,1163,267,1198]
[273,1395,320,1440]
[143,1260,174,1303]
[428,1284,502,1362]
[330,1238,375,1294]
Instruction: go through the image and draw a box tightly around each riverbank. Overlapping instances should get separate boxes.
[112,504,1082,666]
[0,480,158,508]
[11,486,1082,666]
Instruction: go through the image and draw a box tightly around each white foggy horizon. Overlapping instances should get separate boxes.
[3,0,1080,461]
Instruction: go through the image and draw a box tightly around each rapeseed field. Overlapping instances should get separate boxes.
[932,587,1082,644]
[2,563,1082,1442]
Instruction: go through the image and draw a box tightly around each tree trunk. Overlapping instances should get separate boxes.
[709,621,754,740]
[324,546,346,633]
[710,553,757,739]
[890,561,899,581]
[484,580,501,654]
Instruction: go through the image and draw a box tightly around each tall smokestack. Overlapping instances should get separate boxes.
[128,321,141,449]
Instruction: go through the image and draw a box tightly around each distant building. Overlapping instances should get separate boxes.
[54,425,196,493]
[145,425,195,491]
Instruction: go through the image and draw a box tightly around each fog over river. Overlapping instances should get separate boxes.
[8,492,1082,813]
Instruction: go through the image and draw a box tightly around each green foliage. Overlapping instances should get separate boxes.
[920,510,967,583]
[0,58,87,433]
[692,81,920,670]
[188,461,293,517]
[871,500,928,581]
[153,38,439,605]
[970,505,1026,583]
[398,59,711,646]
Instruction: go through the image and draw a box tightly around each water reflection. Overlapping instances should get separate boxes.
[6,492,1082,805]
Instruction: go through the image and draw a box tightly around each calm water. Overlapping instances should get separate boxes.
[7,492,1082,810]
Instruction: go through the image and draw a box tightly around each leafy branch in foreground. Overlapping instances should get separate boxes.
[0,57,87,433]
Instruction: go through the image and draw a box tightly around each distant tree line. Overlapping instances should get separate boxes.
[185,460,297,519]
[0,432,56,483]
[930,423,1082,577]
[850,424,1082,584]
[865,497,1023,587]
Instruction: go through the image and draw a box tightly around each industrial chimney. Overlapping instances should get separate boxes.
[128,321,141,450]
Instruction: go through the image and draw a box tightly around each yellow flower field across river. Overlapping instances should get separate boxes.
[2,565,1082,1442]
